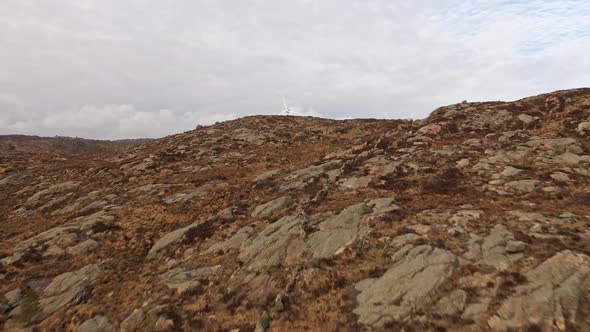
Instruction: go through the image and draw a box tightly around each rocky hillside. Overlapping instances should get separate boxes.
[1,88,590,331]
[0,135,150,158]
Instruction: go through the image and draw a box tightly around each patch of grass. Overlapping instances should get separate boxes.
[183,221,216,243]
[496,271,528,300]
[91,221,122,233]
[16,288,41,325]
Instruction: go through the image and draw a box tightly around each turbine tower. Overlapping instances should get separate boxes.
[282,96,292,116]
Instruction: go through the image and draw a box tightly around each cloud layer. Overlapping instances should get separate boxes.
[1,0,589,139]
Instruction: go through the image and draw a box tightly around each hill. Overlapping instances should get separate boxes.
[1,89,590,331]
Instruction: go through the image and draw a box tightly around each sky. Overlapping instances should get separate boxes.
[1,0,589,139]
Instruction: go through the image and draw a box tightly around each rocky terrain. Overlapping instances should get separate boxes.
[1,88,590,331]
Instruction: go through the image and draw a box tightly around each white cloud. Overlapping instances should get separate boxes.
[0,0,589,138]
[1,105,236,139]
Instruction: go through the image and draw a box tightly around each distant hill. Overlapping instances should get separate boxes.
[0,135,152,156]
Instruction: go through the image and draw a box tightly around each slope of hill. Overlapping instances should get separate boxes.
[0,135,151,158]
[1,88,590,331]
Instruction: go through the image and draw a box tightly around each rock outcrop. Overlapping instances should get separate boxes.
[354,244,458,327]
[489,250,590,331]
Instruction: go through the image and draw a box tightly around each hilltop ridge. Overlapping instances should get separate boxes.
[1,88,590,331]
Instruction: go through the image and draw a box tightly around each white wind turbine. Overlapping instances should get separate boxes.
[282,96,292,116]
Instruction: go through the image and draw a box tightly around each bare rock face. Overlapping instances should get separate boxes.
[305,202,372,259]
[238,198,398,270]
[162,189,206,204]
[253,169,282,182]
[202,226,253,254]
[120,305,177,332]
[26,181,81,206]
[147,220,203,258]
[251,196,293,218]
[488,250,590,331]
[238,215,305,269]
[503,179,540,193]
[66,239,99,256]
[36,264,102,321]
[279,160,342,192]
[354,244,458,327]
[77,315,115,332]
[463,225,524,271]
[159,265,221,294]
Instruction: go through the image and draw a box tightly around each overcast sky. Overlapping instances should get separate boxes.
[1,1,589,139]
